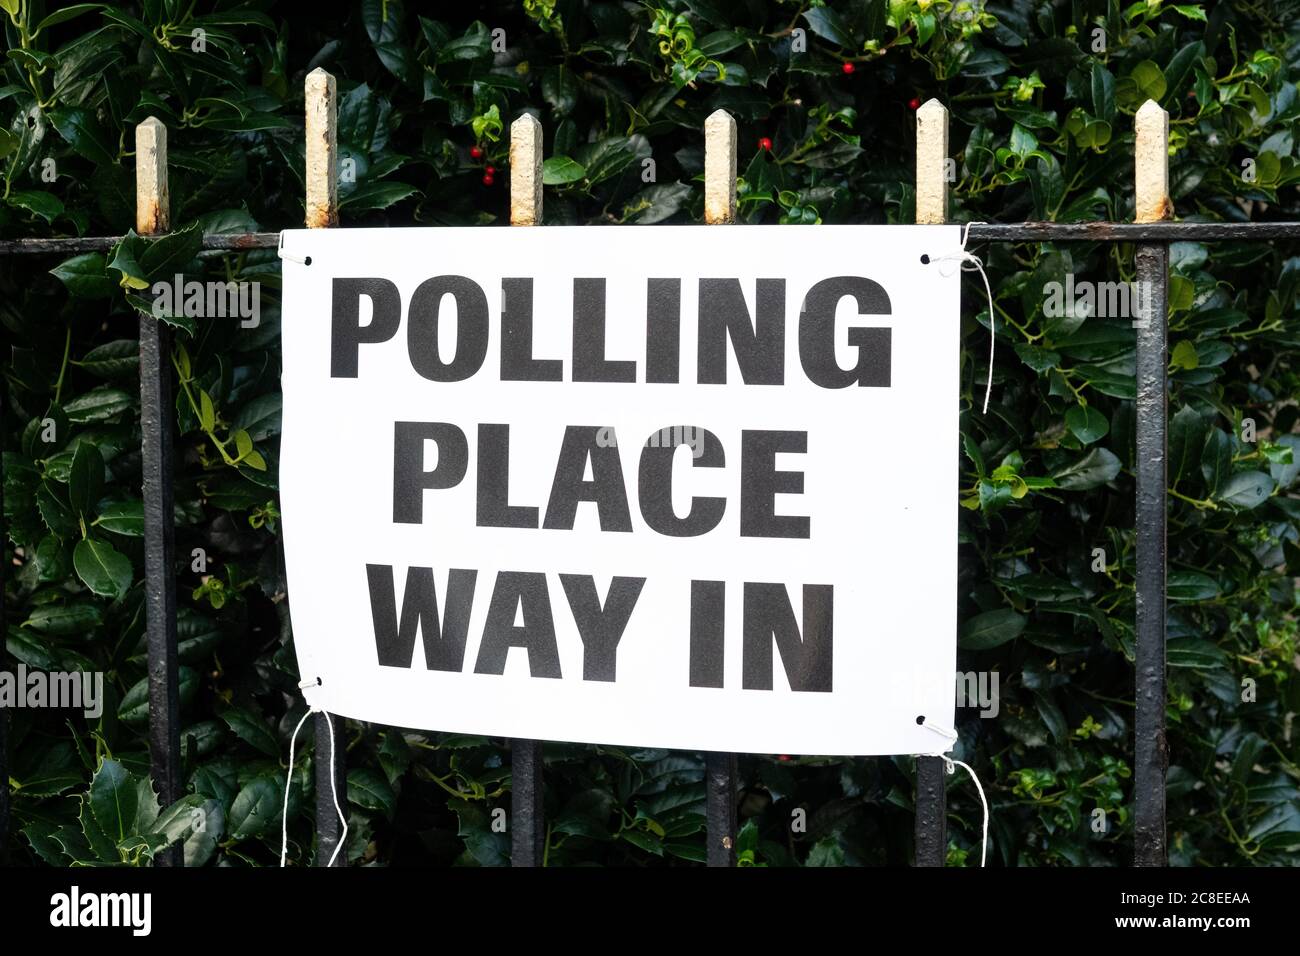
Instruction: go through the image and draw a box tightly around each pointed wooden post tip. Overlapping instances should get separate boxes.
[510,112,543,226]
[1134,99,1172,223]
[135,116,169,235]
[917,98,947,119]
[305,68,338,229]
[1136,98,1167,120]
[705,108,735,128]
[915,99,949,225]
[704,109,737,225]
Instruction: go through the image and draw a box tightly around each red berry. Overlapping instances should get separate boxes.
[758,136,773,152]
[470,146,483,159]
[482,173,494,186]
[778,754,792,762]
[485,165,496,176]
[909,97,921,110]
[842,62,855,74]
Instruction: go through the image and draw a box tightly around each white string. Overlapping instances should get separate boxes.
[319,710,349,868]
[917,717,990,868]
[280,684,349,867]
[280,709,312,867]
[919,717,959,746]
[930,220,996,413]
[943,756,990,868]
[277,231,308,264]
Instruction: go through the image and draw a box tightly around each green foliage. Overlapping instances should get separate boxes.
[23,754,227,867]
[3,0,1300,867]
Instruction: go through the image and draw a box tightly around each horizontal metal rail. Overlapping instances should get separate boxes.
[0,233,280,255]
[967,221,1300,242]
[2,221,1300,257]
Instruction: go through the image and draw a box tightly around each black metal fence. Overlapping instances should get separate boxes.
[2,77,1299,868]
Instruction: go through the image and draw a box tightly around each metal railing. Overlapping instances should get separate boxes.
[2,71,1299,868]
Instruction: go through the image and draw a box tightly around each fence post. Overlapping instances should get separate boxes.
[1133,98,1170,867]
[136,116,183,868]
[507,111,548,867]
[304,67,348,866]
[305,68,339,230]
[914,97,949,867]
[704,109,737,226]
[702,108,739,867]
[0,412,8,863]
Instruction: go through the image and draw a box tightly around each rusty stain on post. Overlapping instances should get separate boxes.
[305,68,338,229]
[704,109,737,225]
[1135,100,1172,223]
[915,99,948,225]
[510,113,543,226]
[135,117,169,235]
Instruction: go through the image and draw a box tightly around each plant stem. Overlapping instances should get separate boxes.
[53,326,71,402]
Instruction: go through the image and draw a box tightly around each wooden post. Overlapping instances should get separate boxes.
[507,111,547,866]
[914,97,948,867]
[704,109,737,225]
[1135,100,1172,224]
[702,108,739,866]
[304,69,348,866]
[915,99,948,225]
[510,113,543,226]
[305,68,338,229]
[135,118,169,234]
[1133,98,1170,866]
[135,116,182,866]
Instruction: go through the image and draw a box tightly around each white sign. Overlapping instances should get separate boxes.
[279,224,962,756]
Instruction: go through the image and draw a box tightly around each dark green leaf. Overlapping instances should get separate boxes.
[542,155,586,185]
[1052,448,1121,490]
[50,253,114,298]
[47,107,117,166]
[68,441,104,516]
[7,189,64,222]
[1064,405,1108,444]
[347,768,397,816]
[89,759,138,843]
[960,609,1027,649]
[94,499,144,536]
[220,705,279,757]
[72,537,131,599]
[228,775,283,840]
[22,602,101,635]
[1215,471,1273,509]
[75,339,138,376]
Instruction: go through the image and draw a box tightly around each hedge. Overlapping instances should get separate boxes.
[2,0,1299,866]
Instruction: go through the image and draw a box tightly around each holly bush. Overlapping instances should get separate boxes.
[3,0,1300,867]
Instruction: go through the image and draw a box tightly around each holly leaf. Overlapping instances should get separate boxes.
[73,537,133,600]
[89,759,139,844]
[68,440,104,516]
